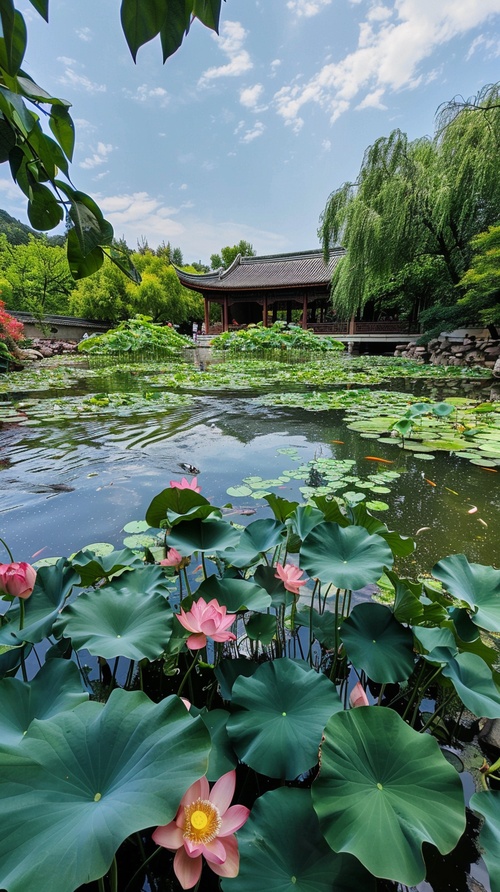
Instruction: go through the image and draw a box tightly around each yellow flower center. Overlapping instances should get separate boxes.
[183,798,222,844]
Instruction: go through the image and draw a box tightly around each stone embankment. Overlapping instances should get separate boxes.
[17,338,78,361]
[395,333,500,377]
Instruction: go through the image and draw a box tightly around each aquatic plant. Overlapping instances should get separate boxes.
[1,479,499,892]
[78,315,192,358]
[211,321,344,354]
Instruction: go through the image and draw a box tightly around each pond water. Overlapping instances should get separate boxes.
[2,353,499,579]
[1,351,500,892]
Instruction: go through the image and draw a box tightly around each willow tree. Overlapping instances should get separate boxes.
[319,83,500,322]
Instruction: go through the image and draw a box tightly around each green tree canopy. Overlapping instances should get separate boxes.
[210,240,256,270]
[319,83,500,323]
[458,224,500,334]
[0,234,74,316]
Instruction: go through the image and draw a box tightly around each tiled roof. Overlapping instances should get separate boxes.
[176,249,344,291]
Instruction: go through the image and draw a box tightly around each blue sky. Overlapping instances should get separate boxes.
[2,0,500,264]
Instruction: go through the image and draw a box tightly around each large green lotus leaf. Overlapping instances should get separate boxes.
[214,658,259,700]
[0,659,87,746]
[0,689,210,892]
[432,554,500,632]
[264,493,299,521]
[145,487,213,527]
[432,402,455,417]
[340,603,415,682]
[197,575,271,612]
[421,646,500,718]
[221,787,375,892]
[413,625,457,656]
[54,574,173,660]
[245,613,277,645]
[312,707,466,885]
[448,606,481,642]
[227,658,342,779]
[288,504,325,540]
[196,708,237,781]
[167,518,240,554]
[223,518,286,568]
[300,522,393,590]
[310,494,349,525]
[470,791,500,892]
[350,504,415,557]
[0,559,78,647]
[71,547,144,586]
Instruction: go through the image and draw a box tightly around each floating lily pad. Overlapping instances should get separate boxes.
[226,485,253,498]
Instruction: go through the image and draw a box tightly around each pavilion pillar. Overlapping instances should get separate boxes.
[223,297,229,332]
[348,313,356,335]
[263,295,268,327]
[204,298,210,335]
[302,293,308,329]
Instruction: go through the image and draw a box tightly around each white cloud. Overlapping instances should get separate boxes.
[79,142,114,170]
[57,56,76,66]
[199,21,253,85]
[240,84,264,108]
[467,32,500,59]
[76,27,92,42]
[274,0,500,128]
[321,138,332,151]
[59,67,106,94]
[123,84,169,107]
[287,0,332,16]
[239,121,265,143]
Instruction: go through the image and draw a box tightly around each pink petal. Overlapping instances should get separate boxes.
[200,837,227,865]
[349,681,369,708]
[174,847,202,890]
[179,775,210,810]
[219,804,250,837]
[176,610,199,634]
[207,834,240,879]
[186,632,206,650]
[209,770,236,815]
[210,629,236,643]
[152,821,184,850]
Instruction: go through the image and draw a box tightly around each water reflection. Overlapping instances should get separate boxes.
[1,370,498,575]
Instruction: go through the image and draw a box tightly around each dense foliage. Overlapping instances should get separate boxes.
[0,1,223,281]
[319,83,500,330]
[458,225,500,333]
[211,321,345,353]
[0,234,73,317]
[77,316,192,357]
[1,477,500,891]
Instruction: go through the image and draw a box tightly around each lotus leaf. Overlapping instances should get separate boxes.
[54,571,174,661]
[300,522,394,590]
[0,559,78,648]
[432,554,500,632]
[470,792,500,892]
[0,660,87,746]
[197,575,272,612]
[222,787,375,892]
[340,602,415,682]
[167,518,240,554]
[312,707,466,885]
[227,658,342,779]
[0,690,210,892]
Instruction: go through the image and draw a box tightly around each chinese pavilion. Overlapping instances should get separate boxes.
[175,249,345,334]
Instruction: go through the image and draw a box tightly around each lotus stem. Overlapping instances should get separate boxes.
[177,651,198,698]
[201,553,208,579]
[419,692,456,733]
[0,537,14,562]
[182,567,192,598]
[123,844,161,892]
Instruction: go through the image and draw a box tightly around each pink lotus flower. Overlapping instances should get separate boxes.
[274,562,306,595]
[0,562,36,600]
[177,597,236,650]
[170,477,201,492]
[349,681,369,708]
[160,547,188,571]
[152,770,250,889]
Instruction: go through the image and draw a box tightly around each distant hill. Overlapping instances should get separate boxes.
[0,209,65,247]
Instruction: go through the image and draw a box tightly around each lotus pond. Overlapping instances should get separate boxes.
[1,350,500,892]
